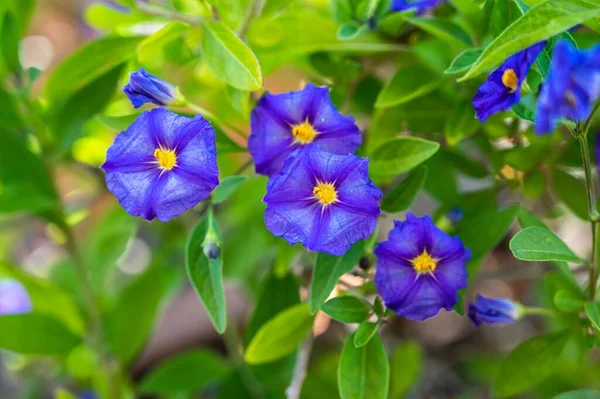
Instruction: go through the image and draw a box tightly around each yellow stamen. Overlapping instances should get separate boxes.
[412,250,437,274]
[501,69,519,93]
[313,182,337,205]
[153,148,177,170]
[291,120,317,144]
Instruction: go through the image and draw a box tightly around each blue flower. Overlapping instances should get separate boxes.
[101,108,219,222]
[536,41,600,134]
[248,83,362,176]
[374,214,470,321]
[0,279,32,315]
[473,42,546,122]
[390,0,445,14]
[123,69,182,109]
[468,294,521,327]
[263,145,381,256]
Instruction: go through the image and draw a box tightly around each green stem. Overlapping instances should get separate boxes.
[184,102,247,137]
[236,0,266,37]
[582,100,600,139]
[577,135,597,300]
[522,307,556,318]
[136,2,201,25]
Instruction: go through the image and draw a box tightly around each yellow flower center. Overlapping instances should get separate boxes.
[412,250,437,274]
[154,148,177,170]
[501,69,518,93]
[313,182,337,205]
[291,120,318,144]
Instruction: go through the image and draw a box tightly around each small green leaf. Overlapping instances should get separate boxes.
[459,0,600,81]
[493,330,570,397]
[522,169,546,199]
[389,341,422,399]
[554,390,600,399]
[309,241,364,314]
[186,211,227,334]
[338,334,389,399]
[378,10,413,36]
[370,137,440,177]
[585,302,600,330]
[138,21,189,64]
[552,168,588,220]
[445,48,483,74]
[381,166,427,213]
[321,296,370,324]
[245,303,314,365]
[201,20,263,91]
[353,322,379,348]
[0,313,81,355]
[140,350,229,395]
[212,176,248,204]
[405,16,473,46]
[337,23,363,40]
[554,290,583,313]
[376,65,445,108]
[1,11,20,73]
[444,100,478,146]
[510,226,582,263]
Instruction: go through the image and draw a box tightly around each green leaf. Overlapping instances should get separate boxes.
[140,350,229,395]
[493,330,570,397]
[375,65,445,108]
[381,166,427,213]
[44,36,141,105]
[200,20,263,91]
[338,334,389,399]
[554,290,583,312]
[389,341,422,399]
[309,241,365,314]
[522,169,545,199]
[445,48,483,74]
[0,83,23,130]
[404,16,473,46]
[186,212,227,334]
[585,302,600,330]
[370,137,440,177]
[212,176,248,204]
[510,226,582,263]
[321,296,370,324]
[378,10,413,36]
[552,168,588,220]
[337,23,364,40]
[444,100,479,145]
[459,0,600,81]
[0,313,81,355]
[1,11,20,73]
[138,21,190,64]
[245,303,314,365]
[554,390,600,399]
[353,322,379,348]
[105,265,171,364]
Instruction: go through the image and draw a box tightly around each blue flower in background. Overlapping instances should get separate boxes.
[536,41,600,134]
[124,69,182,109]
[374,214,470,321]
[248,83,362,177]
[102,108,219,222]
[468,294,521,327]
[473,42,546,122]
[264,145,381,256]
[0,279,32,315]
[390,0,445,14]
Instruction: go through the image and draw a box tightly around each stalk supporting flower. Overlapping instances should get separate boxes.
[102,108,219,222]
[473,41,545,122]
[248,83,362,176]
[390,0,445,14]
[468,294,521,327]
[123,68,184,108]
[0,279,32,315]
[263,145,382,256]
[374,214,471,321]
[535,41,600,134]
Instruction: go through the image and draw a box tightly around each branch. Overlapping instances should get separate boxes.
[285,333,314,399]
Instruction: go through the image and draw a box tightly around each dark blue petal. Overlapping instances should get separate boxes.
[468,294,519,326]
[123,68,177,108]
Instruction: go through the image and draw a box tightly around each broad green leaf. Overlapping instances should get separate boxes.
[375,65,445,108]
[554,290,583,312]
[459,0,600,81]
[370,137,440,177]
[554,390,600,399]
[140,350,229,395]
[522,169,545,199]
[404,16,473,46]
[105,265,171,364]
[509,226,582,263]
[309,241,364,314]
[389,341,422,399]
[321,296,370,324]
[445,48,483,74]
[353,322,379,348]
[381,166,427,213]
[585,302,600,330]
[378,10,413,36]
[0,313,81,355]
[552,168,588,220]
[201,20,263,91]
[338,334,389,399]
[138,21,190,64]
[0,83,22,130]
[186,212,227,334]
[1,11,20,73]
[245,303,314,364]
[444,100,479,145]
[493,330,570,397]
[212,176,248,204]
[45,36,141,104]
[517,207,546,228]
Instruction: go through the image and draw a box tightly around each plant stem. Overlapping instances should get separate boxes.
[136,2,201,25]
[577,135,597,300]
[522,307,557,318]
[236,0,266,38]
[285,333,313,399]
[184,102,247,137]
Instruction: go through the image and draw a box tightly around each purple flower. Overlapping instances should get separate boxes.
[473,42,546,122]
[0,279,32,315]
[468,294,521,327]
[123,69,182,109]
[248,84,361,176]
[391,0,445,14]
[374,214,470,321]
[101,108,219,222]
[536,41,600,134]
[263,145,381,256]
